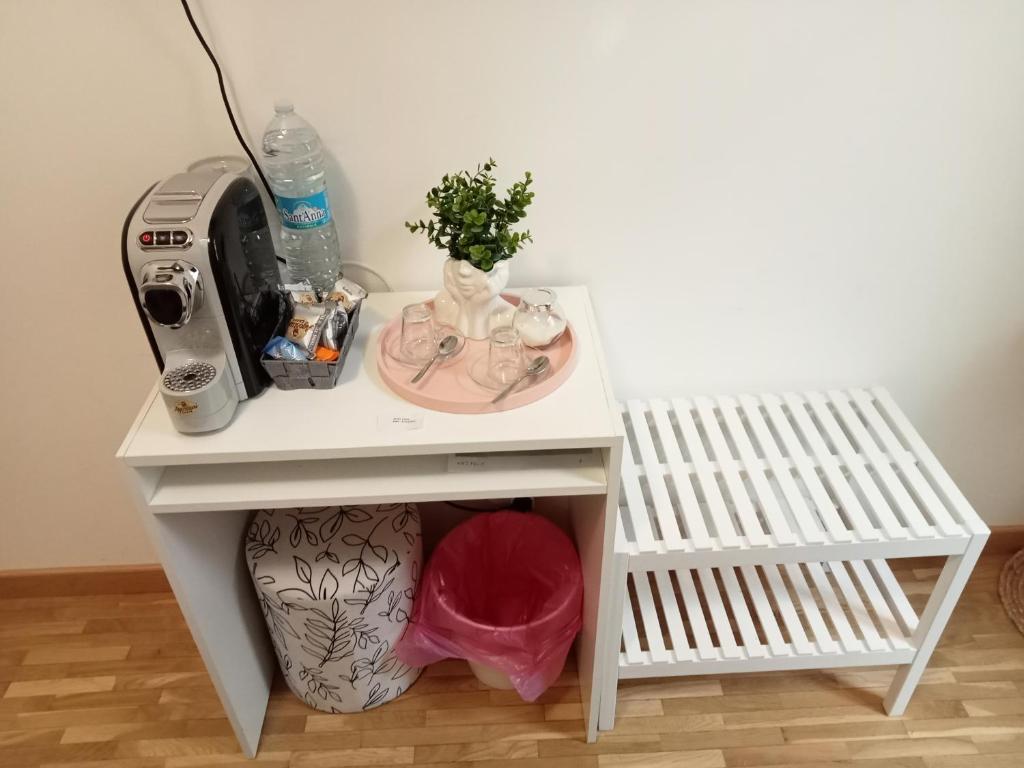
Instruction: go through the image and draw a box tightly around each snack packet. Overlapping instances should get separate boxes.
[320,302,349,351]
[327,277,367,313]
[285,302,331,358]
[262,336,307,361]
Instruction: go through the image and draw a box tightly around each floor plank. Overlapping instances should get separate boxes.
[0,554,1021,767]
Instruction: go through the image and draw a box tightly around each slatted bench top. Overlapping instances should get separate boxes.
[616,387,987,561]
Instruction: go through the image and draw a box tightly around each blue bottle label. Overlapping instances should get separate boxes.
[275,191,332,230]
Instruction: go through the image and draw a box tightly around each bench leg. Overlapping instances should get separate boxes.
[883,535,987,715]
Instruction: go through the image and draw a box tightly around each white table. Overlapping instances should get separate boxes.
[117,286,623,757]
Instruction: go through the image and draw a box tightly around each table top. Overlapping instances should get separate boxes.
[118,286,620,467]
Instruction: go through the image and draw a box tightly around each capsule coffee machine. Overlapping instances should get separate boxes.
[122,161,285,432]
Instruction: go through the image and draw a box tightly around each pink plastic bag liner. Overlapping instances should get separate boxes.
[396,511,583,701]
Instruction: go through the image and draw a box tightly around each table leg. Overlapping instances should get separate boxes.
[143,507,275,757]
[598,552,628,731]
[570,442,623,742]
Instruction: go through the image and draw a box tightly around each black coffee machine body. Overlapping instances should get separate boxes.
[123,164,284,432]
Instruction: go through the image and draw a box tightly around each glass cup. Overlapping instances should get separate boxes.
[513,287,567,348]
[400,303,436,363]
[487,325,525,385]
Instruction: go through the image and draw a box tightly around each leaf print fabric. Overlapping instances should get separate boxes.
[246,504,422,713]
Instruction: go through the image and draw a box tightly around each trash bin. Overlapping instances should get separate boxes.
[396,511,583,701]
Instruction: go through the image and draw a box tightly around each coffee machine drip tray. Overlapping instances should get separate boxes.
[158,352,238,433]
[163,361,217,393]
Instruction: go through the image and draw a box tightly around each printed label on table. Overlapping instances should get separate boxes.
[377,414,425,432]
[448,455,491,472]
[447,450,593,473]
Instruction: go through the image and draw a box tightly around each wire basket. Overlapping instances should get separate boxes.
[261,302,361,390]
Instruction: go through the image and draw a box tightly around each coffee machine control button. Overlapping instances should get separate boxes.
[155,231,171,246]
[172,230,190,245]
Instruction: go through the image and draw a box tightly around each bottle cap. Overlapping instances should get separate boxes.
[274,98,294,114]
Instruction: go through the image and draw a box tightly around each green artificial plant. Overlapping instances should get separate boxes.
[406,159,534,273]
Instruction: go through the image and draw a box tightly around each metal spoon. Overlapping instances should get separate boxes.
[492,356,551,404]
[411,335,460,383]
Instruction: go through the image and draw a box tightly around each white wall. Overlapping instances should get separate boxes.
[0,0,240,568]
[2,0,1022,569]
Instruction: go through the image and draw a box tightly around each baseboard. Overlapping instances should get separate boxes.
[985,525,1024,555]
[0,564,170,599]
[1,524,1022,599]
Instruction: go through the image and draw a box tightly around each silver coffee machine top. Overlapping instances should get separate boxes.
[122,162,285,433]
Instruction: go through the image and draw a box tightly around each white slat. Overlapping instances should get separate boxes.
[693,398,770,547]
[848,389,958,539]
[805,392,907,541]
[653,571,693,662]
[760,564,815,655]
[805,562,864,654]
[632,572,670,663]
[827,391,935,540]
[780,393,880,542]
[869,559,920,635]
[826,560,888,652]
[719,566,767,658]
[618,409,658,553]
[759,395,854,543]
[717,396,798,546]
[649,400,713,549]
[783,563,840,654]
[848,559,910,649]
[739,565,791,657]
[677,569,717,660]
[627,400,687,550]
[671,399,742,548]
[737,396,826,545]
[867,388,971,537]
[697,568,743,659]
[622,585,643,665]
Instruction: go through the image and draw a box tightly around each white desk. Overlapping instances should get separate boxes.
[117,286,623,757]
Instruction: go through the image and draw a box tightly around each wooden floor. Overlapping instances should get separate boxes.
[1,554,1022,767]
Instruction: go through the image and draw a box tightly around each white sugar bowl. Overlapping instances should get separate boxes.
[513,288,567,348]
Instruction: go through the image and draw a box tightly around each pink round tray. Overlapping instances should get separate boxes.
[376,297,577,414]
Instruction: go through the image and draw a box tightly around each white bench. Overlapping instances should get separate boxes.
[599,387,989,730]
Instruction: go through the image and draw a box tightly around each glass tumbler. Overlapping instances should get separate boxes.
[487,326,525,385]
[400,303,436,363]
[513,288,567,348]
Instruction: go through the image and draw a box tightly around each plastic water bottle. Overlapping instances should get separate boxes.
[261,100,342,292]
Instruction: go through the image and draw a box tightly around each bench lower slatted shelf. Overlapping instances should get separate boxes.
[599,387,989,733]
[620,559,918,679]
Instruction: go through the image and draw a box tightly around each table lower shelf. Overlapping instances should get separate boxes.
[620,558,919,679]
[140,450,606,513]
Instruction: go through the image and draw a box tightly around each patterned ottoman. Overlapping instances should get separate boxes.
[245,504,422,712]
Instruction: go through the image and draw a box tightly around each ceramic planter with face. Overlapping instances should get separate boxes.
[434,258,515,339]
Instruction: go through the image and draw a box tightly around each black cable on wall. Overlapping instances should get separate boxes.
[179,0,274,203]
